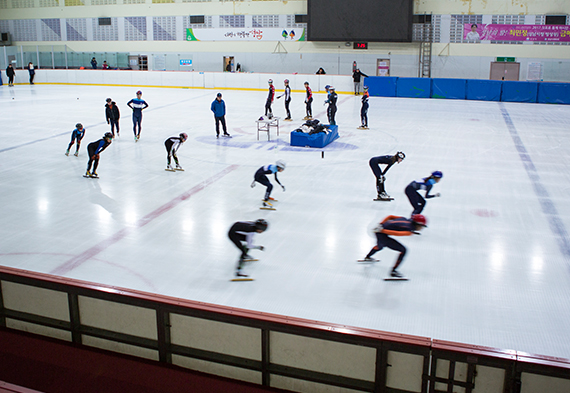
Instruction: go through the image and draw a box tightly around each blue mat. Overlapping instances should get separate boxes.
[431,78,467,100]
[537,83,570,104]
[365,76,398,97]
[501,81,538,103]
[466,80,502,101]
[396,77,431,98]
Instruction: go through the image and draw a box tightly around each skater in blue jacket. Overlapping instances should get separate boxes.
[251,160,286,208]
[405,171,442,215]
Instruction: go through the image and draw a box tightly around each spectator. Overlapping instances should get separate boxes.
[102,61,109,70]
[316,67,326,75]
[6,64,15,86]
[91,57,97,69]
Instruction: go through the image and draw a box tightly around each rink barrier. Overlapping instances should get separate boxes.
[1,265,570,393]
[365,76,570,104]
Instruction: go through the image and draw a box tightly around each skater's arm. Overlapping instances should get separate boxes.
[142,101,149,110]
[127,99,133,109]
[424,184,438,199]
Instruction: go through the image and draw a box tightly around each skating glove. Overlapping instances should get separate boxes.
[251,181,256,188]
[435,193,441,197]
[257,246,265,251]
[281,185,286,192]
[372,224,383,233]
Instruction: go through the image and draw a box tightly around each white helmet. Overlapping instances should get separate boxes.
[276,160,286,170]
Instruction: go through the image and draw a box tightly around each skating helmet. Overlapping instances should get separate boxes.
[105,98,112,103]
[75,123,83,129]
[268,79,273,84]
[304,81,309,85]
[104,132,113,140]
[255,219,269,232]
[136,90,142,95]
[276,160,286,170]
[179,133,188,141]
[329,86,335,91]
[325,85,330,90]
[284,79,289,83]
[411,214,427,227]
[363,86,369,90]
[431,171,443,178]
[396,151,405,160]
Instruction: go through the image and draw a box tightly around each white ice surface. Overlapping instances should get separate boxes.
[1,83,570,359]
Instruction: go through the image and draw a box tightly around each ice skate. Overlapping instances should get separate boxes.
[231,268,254,282]
[243,255,259,262]
[384,270,409,281]
[175,165,184,171]
[260,200,276,211]
[284,117,292,121]
[165,165,175,172]
[91,172,99,178]
[74,151,79,157]
[374,192,394,202]
[65,150,70,156]
[222,133,232,138]
[358,257,379,263]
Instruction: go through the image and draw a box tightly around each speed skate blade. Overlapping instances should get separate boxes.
[260,207,276,211]
[384,277,409,281]
[373,198,394,201]
[231,278,254,282]
[165,169,175,172]
[357,259,379,263]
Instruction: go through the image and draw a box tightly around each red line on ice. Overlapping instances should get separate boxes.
[50,165,239,276]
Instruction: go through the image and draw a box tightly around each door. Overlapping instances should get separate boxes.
[223,56,234,72]
[377,59,390,76]
[490,62,520,81]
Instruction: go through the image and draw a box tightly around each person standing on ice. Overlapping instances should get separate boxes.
[405,171,442,215]
[65,123,86,157]
[276,79,292,121]
[127,90,148,142]
[228,219,268,278]
[369,152,405,200]
[251,160,286,208]
[303,81,313,120]
[265,79,275,118]
[362,214,427,279]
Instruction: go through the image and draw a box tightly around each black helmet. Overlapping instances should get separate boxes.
[396,151,405,160]
[104,132,113,140]
[75,123,83,129]
[255,219,268,232]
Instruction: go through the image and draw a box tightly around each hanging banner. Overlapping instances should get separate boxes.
[463,24,570,42]
[186,28,306,42]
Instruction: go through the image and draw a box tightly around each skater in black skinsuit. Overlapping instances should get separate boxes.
[85,133,113,178]
[228,219,268,277]
[369,152,405,200]
[303,81,313,120]
[251,160,286,208]
[277,79,292,120]
[265,79,275,118]
[325,86,338,125]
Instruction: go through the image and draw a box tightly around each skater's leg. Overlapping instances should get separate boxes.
[229,232,248,259]
[220,116,228,135]
[214,116,221,136]
[172,153,180,167]
[285,99,291,118]
[365,233,386,259]
[132,113,137,136]
[405,186,425,215]
[383,237,407,272]
[307,97,313,117]
[92,158,100,174]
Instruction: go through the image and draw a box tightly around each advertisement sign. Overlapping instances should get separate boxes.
[180,59,192,66]
[464,24,570,42]
[186,28,306,42]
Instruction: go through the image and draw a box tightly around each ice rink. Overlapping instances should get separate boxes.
[1,82,570,359]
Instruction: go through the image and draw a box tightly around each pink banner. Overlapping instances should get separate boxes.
[463,24,570,42]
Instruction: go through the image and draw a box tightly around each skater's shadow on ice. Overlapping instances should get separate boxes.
[86,180,119,220]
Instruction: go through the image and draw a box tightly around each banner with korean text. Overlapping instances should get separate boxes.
[186,28,306,41]
[463,24,570,42]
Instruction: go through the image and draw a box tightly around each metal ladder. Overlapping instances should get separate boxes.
[419,22,433,78]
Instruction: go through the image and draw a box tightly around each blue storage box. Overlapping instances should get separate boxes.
[290,125,339,148]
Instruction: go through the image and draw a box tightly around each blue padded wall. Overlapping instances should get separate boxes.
[537,83,570,104]
[466,80,503,101]
[364,76,398,97]
[501,81,538,103]
[431,78,467,100]
[396,77,431,98]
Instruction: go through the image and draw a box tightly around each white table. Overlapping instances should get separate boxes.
[255,117,280,141]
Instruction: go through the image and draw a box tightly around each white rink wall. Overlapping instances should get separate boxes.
[9,69,355,94]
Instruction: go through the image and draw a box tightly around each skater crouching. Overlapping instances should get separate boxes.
[85,132,113,178]
[251,160,286,208]
[228,219,268,277]
[363,214,427,278]
[405,171,442,215]
[164,133,188,171]
[66,123,86,157]
[369,152,405,200]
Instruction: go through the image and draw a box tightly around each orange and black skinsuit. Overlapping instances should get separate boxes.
[364,215,418,271]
